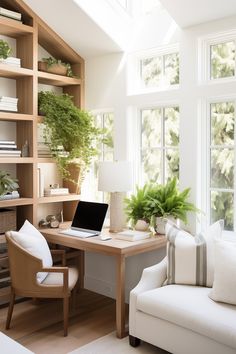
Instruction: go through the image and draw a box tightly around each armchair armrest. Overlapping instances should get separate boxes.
[129,257,167,335]
[41,266,68,293]
[50,249,66,266]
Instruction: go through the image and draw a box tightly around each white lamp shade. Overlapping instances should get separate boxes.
[98,161,132,192]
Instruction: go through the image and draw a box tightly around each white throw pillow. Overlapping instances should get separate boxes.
[166,220,223,287]
[11,220,52,283]
[209,239,236,305]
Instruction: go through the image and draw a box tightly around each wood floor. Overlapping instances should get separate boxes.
[0,290,119,354]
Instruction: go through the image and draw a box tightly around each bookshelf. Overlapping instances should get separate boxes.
[0,0,85,304]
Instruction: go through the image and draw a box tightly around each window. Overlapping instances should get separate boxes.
[209,101,235,231]
[210,41,236,79]
[82,112,114,202]
[140,52,179,89]
[139,106,179,184]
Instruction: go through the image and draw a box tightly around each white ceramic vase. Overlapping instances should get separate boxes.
[155,216,176,235]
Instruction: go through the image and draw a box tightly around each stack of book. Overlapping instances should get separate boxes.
[0,7,22,22]
[0,97,18,112]
[44,188,69,197]
[0,57,21,67]
[0,140,21,157]
[115,230,151,241]
[37,142,51,158]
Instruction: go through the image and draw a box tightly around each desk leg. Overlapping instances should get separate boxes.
[116,254,126,338]
[79,250,85,289]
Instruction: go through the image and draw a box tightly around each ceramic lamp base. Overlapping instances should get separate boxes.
[109,192,126,233]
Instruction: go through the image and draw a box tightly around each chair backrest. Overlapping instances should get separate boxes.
[5,232,43,296]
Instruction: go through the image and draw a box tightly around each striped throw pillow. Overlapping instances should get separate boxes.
[166,220,223,287]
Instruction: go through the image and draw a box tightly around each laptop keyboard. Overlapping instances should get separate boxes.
[59,229,97,238]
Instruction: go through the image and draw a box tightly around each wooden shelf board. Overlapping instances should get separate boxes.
[0,112,33,121]
[38,71,81,87]
[0,16,34,36]
[0,157,34,163]
[0,198,33,207]
[37,157,55,163]
[38,194,80,204]
[0,63,33,78]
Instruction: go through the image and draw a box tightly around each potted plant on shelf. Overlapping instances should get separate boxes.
[0,171,19,200]
[38,91,101,194]
[0,39,12,60]
[38,57,74,77]
[144,177,198,234]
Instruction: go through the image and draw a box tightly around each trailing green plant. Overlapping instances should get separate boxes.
[0,39,12,59]
[0,171,19,196]
[124,184,153,227]
[144,177,198,225]
[38,91,101,180]
[42,57,74,77]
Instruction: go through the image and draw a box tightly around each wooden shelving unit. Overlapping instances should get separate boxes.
[0,0,84,304]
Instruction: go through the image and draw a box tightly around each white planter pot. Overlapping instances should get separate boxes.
[155,216,176,235]
[134,219,149,231]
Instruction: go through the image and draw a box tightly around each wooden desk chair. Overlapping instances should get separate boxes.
[5,231,78,336]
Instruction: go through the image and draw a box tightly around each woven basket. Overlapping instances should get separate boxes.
[38,61,67,76]
[0,209,16,234]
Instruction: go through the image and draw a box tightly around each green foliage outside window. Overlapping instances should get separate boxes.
[211,41,235,79]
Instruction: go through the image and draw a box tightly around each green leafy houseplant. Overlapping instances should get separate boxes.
[125,177,198,230]
[144,177,197,226]
[0,171,19,196]
[38,91,101,184]
[124,184,152,227]
[41,57,74,77]
[0,39,12,59]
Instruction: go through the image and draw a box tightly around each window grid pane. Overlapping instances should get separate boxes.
[209,101,235,231]
[210,41,236,79]
[140,106,179,185]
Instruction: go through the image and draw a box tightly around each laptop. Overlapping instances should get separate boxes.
[59,201,108,238]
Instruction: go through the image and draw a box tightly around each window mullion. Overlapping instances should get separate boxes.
[162,108,165,183]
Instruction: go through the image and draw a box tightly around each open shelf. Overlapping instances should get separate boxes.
[0,63,33,78]
[0,157,33,163]
[0,197,33,208]
[38,71,81,87]
[0,112,33,121]
[0,16,34,36]
[38,194,80,204]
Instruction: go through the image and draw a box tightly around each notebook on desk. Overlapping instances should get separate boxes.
[59,201,108,238]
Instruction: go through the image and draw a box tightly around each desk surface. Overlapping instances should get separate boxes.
[41,223,167,257]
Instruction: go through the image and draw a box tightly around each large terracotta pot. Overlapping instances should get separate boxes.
[63,163,82,194]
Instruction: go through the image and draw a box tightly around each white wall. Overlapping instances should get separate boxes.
[84,13,236,299]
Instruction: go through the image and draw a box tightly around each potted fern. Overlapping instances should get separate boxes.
[38,91,101,193]
[0,171,19,199]
[144,177,197,234]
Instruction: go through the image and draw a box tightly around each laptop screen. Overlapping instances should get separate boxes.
[71,201,108,231]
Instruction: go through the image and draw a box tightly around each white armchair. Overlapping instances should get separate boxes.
[129,258,236,354]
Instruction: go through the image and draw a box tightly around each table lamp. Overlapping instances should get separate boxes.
[98,161,132,233]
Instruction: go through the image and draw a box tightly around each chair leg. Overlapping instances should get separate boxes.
[63,296,69,336]
[129,335,141,347]
[6,291,15,330]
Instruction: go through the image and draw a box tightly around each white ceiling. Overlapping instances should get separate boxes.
[24,0,122,59]
[159,0,236,28]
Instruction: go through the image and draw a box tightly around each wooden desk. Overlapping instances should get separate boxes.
[41,224,166,338]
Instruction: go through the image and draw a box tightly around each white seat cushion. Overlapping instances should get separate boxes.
[11,220,53,283]
[136,284,236,349]
[42,267,78,290]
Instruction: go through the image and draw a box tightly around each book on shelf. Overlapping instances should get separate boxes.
[0,97,18,103]
[114,229,151,241]
[0,7,22,20]
[0,57,21,67]
[44,188,69,197]
[0,140,16,145]
[0,191,19,200]
[0,149,21,155]
[0,145,17,149]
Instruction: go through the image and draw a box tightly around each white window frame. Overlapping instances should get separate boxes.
[198,29,236,85]
[133,101,179,186]
[201,95,236,235]
[127,43,179,95]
